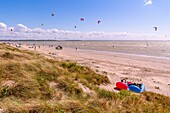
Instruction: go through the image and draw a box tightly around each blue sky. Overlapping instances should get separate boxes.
[0,0,170,40]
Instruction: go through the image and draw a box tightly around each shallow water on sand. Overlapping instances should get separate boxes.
[5,40,170,58]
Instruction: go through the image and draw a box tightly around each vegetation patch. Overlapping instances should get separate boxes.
[96,88,117,100]
[2,52,14,59]
[56,78,83,95]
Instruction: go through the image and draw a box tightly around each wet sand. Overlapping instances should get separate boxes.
[15,44,170,96]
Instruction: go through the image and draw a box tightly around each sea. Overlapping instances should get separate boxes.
[3,40,170,58]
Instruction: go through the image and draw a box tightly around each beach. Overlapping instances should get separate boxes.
[8,41,170,97]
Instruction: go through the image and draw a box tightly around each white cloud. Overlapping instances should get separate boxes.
[15,24,27,32]
[47,29,59,33]
[28,28,46,34]
[144,0,153,5]
[0,22,7,32]
[0,22,168,40]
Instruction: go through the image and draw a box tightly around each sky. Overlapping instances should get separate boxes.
[0,0,170,40]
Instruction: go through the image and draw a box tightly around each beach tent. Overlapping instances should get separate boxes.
[115,79,146,93]
[128,83,146,93]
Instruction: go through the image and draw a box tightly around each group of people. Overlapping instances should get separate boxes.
[121,79,142,89]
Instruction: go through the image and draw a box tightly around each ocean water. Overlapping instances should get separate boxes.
[5,40,170,58]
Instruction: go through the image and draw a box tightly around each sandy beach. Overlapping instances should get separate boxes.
[12,43,170,97]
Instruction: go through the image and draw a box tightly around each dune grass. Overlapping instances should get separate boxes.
[0,43,169,112]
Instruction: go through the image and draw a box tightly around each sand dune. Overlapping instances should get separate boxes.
[18,44,170,97]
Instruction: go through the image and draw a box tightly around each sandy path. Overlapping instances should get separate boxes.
[18,44,170,96]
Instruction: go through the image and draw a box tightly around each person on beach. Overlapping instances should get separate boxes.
[34,46,36,50]
[49,44,53,48]
[55,45,62,50]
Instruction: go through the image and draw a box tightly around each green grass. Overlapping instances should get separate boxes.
[60,62,110,87]
[0,43,169,113]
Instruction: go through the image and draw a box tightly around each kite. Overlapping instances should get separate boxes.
[153,27,158,31]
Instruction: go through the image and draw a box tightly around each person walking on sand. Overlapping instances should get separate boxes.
[34,46,36,51]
